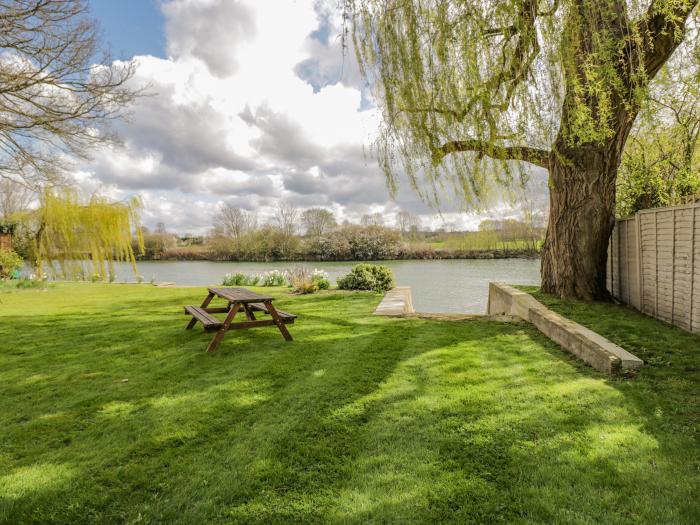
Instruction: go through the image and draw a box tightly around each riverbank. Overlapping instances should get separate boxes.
[138,246,541,262]
[1,283,697,523]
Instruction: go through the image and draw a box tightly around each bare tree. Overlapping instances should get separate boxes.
[0,178,33,219]
[0,0,139,187]
[395,210,421,236]
[301,207,336,237]
[360,212,384,226]
[216,203,256,239]
[273,202,299,257]
[274,202,298,237]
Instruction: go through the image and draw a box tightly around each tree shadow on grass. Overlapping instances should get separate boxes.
[0,290,426,523]
[1,288,697,524]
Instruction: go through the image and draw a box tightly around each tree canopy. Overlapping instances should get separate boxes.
[345,0,698,299]
[0,0,138,188]
[28,189,144,281]
[345,0,698,204]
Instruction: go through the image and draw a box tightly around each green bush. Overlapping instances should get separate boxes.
[0,249,23,279]
[337,264,394,292]
[15,278,42,289]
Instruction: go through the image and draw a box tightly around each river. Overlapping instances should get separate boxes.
[111,259,540,314]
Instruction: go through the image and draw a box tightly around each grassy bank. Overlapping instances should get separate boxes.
[1,284,698,524]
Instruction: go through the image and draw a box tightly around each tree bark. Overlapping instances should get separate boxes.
[539,0,696,301]
[540,145,621,300]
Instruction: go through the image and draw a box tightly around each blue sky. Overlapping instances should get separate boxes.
[89,0,165,59]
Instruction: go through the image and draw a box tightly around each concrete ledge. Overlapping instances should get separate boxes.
[373,287,415,316]
[488,282,643,374]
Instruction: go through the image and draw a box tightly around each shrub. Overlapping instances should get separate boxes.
[15,278,42,289]
[222,272,247,286]
[285,267,331,294]
[0,249,23,279]
[337,264,394,292]
[306,225,400,261]
[260,270,287,286]
[222,270,288,287]
[286,267,316,294]
[311,269,330,290]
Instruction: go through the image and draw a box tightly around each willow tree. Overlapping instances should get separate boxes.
[30,189,144,281]
[344,0,699,299]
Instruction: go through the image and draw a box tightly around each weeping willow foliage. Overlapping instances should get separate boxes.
[344,0,699,207]
[33,189,144,281]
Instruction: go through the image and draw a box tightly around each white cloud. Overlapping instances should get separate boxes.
[75,0,543,234]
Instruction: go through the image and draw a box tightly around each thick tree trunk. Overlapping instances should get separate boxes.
[540,145,620,300]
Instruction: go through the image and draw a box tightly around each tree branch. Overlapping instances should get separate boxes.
[431,139,550,169]
[637,0,699,78]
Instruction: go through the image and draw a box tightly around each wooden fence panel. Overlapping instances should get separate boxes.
[609,202,699,334]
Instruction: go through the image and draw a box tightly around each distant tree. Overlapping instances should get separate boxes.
[345,0,699,300]
[21,188,144,279]
[274,202,299,256]
[360,212,384,226]
[395,210,421,236]
[301,207,337,237]
[0,179,33,220]
[216,204,257,239]
[0,0,140,187]
[478,219,502,232]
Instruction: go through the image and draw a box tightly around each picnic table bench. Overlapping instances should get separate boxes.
[184,287,296,352]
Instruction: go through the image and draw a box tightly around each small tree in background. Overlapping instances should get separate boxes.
[273,203,299,258]
[301,207,337,237]
[360,212,384,227]
[216,204,257,239]
[395,210,421,237]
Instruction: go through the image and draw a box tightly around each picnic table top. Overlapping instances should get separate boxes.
[208,287,275,303]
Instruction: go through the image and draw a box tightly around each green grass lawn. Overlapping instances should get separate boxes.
[0,284,698,524]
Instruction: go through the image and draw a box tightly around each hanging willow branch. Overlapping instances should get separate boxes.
[343,0,699,207]
[30,189,144,280]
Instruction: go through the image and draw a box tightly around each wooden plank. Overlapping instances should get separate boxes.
[264,300,293,341]
[636,212,643,310]
[227,318,295,329]
[184,305,223,331]
[690,207,697,331]
[671,209,676,324]
[655,211,658,316]
[206,303,241,352]
[186,292,214,330]
[208,287,275,303]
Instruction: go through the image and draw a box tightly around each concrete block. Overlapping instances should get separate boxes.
[487,282,643,374]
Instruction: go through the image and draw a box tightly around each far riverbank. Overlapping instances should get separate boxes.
[137,246,540,263]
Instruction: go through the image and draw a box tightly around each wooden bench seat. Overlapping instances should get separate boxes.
[184,305,223,331]
[248,302,297,321]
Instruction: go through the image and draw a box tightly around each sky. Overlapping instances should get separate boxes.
[82,0,547,234]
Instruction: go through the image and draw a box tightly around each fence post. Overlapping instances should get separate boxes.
[671,209,676,324]
[655,211,659,316]
[636,212,643,310]
[690,206,697,331]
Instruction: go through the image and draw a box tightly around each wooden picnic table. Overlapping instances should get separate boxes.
[184,287,295,352]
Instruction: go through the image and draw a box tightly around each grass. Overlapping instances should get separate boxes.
[0,283,698,524]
